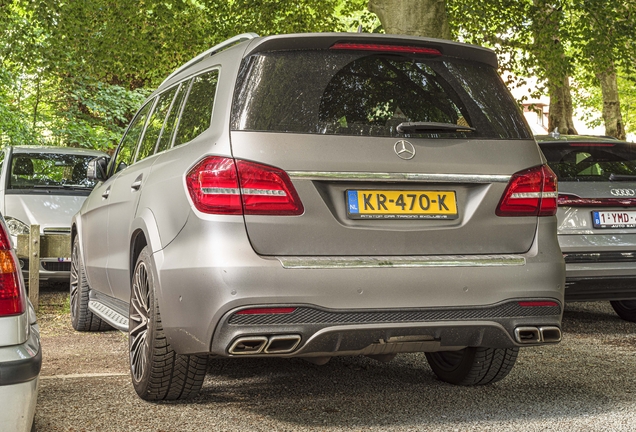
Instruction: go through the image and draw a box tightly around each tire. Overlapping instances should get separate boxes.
[425,346,519,386]
[610,300,636,323]
[129,246,208,401]
[70,236,112,332]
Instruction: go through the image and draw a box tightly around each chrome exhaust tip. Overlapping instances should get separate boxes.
[514,326,541,344]
[539,326,562,343]
[228,336,268,355]
[264,335,301,354]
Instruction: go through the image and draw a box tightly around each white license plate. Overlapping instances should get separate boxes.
[592,211,636,228]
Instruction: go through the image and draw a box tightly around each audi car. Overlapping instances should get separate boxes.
[71,33,565,400]
[538,134,636,322]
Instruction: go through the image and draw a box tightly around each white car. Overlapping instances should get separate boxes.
[0,213,41,431]
[0,146,107,281]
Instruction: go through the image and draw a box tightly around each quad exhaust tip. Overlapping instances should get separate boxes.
[514,326,561,344]
[229,335,301,355]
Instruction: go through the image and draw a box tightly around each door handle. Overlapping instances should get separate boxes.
[131,174,143,191]
[102,187,111,199]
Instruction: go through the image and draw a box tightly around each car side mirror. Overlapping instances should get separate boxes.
[87,156,109,181]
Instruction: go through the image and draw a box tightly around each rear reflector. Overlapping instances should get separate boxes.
[558,194,636,207]
[186,156,304,216]
[236,307,297,315]
[0,219,24,316]
[518,301,559,307]
[330,42,442,56]
[496,165,558,217]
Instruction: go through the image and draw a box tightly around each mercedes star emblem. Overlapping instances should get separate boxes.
[394,140,416,160]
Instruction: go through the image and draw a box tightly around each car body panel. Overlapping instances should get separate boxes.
[231,132,543,256]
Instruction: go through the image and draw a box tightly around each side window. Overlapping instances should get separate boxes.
[113,100,153,174]
[156,82,189,154]
[173,70,219,147]
[136,86,179,162]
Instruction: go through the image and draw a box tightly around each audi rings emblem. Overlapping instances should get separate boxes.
[610,189,635,197]
[394,140,416,160]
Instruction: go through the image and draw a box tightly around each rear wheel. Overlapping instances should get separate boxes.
[610,300,636,323]
[425,347,519,386]
[70,236,111,332]
[129,246,208,401]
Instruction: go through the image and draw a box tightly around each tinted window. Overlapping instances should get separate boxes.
[156,82,189,153]
[540,142,636,182]
[231,51,530,139]
[8,152,99,190]
[174,70,219,146]
[137,86,178,162]
[113,101,153,174]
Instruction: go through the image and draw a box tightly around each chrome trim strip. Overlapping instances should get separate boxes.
[287,171,511,183]
[277,255,526,269]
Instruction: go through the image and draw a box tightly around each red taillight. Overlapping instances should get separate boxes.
[330,42,442,56]
[186,157,242,215]
[558,194,636,207]
[186,156,304,216]
[235,307,297,315]
[518,301,559,307]
[496,165,558,217]
[0,219,24,316]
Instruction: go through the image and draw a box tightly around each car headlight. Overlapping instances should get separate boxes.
[4,217,31,236]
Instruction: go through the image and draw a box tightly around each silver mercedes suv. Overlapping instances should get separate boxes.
[71,33,565,400]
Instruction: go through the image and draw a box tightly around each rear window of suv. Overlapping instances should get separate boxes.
[231,50,531,139]
[539,142,636,182]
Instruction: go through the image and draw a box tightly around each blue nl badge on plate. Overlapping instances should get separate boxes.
[347,190,359,214]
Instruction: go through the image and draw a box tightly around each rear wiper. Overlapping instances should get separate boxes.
[609,174,636,181]
[397,121,477,134]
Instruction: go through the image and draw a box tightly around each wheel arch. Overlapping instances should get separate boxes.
[129,208,162,283]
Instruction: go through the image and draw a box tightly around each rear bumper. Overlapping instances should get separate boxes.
[154,214,564,355]
[561,251,636,301]
[211,300,562,357]
[0,323,41,432]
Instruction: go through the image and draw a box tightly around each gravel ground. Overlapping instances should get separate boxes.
[34,288,636,431]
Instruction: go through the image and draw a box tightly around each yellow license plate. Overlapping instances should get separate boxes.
[346,190,458,219]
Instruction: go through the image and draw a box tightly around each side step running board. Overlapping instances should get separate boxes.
[88,300,129,332]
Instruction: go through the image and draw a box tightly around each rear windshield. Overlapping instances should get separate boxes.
[231,50,531,139]
[539,143,636,182]
[8,152,99,192]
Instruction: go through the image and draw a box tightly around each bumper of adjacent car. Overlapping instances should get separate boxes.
[0,323,41,432]
[19,257,71,281]
[559,236,636,300]
[154,214,565,355]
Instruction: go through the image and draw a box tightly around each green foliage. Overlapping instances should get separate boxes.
[0,0,372,151]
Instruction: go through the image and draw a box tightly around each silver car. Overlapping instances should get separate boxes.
[538,134,636,322]
[0,146,107,281]
[71,33,565,400]
[0,214,41,431]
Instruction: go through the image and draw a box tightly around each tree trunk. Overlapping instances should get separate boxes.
[596,61,626,140]
[532,0,577,135]
[368,0,451,39]
[547,75,578,135]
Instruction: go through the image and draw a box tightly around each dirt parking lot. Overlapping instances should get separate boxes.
[34,285,636,431]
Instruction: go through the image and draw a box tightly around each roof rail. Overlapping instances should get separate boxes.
[161,33,259,86]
